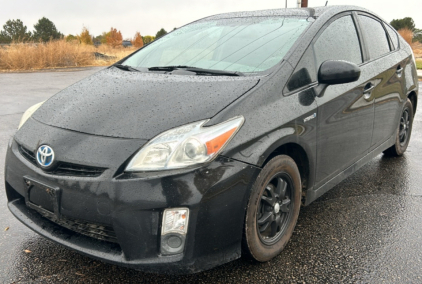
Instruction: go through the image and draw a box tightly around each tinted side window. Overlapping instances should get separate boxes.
[385,24,399,50]
[314,15,362,68]
[286,48,317,92]
[358,15,390,59]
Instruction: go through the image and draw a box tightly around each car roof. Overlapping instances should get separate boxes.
[201,5,380,21]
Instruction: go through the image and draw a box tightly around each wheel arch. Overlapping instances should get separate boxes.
[408,90,417,117]
[261,142,311,203]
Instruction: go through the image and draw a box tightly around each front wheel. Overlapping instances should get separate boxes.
[384,99,414,156]
[243,155,301,262]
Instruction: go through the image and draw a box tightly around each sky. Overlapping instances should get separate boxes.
[0,0,421,39]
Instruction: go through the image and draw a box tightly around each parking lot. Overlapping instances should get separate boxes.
[1,68,422,283]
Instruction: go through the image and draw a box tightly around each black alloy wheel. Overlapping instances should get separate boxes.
[257,174,294,245]
[243,155,301,262]
[399,108,410,146]
[384,98,414,156]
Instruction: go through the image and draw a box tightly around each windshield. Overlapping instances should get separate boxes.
[123,17,310,74]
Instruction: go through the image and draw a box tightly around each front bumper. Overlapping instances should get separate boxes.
[5,135,260,274]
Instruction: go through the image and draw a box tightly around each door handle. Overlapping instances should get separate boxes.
[363,83,375,100]
[363,85,375,93]
[396,65,403,77]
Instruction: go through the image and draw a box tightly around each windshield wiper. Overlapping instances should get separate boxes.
[148,65,243,76]
[148,65,186,71]
[113,64,140,72]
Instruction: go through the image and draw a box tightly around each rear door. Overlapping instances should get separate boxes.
[356,14,407,150]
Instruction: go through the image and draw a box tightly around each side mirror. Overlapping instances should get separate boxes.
[318,60,361,85]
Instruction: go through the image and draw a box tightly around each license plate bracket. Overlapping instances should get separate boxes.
[23,176,62,219]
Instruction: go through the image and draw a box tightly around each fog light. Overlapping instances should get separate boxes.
[160,208,189,255]
[168,235,183,248]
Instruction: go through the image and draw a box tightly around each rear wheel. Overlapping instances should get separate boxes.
[384,99,414,156]
[243,155,301,262]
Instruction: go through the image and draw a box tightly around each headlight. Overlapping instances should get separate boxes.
[18,101,45,129]
[125,116,244,171]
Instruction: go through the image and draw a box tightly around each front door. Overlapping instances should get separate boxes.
[312,14,375,188]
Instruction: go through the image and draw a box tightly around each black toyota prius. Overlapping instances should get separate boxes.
[4,5,419,273]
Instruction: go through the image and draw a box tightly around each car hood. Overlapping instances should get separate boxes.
[33,67,259,139]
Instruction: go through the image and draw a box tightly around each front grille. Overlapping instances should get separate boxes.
[37,210,118,243]
[18,145,106,177]
[19,145,37,164]
[53,163,105,177]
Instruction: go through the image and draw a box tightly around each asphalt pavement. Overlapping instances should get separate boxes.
[1,68,422,283]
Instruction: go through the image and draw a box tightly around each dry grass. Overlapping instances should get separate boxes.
[95,44,137,65]
[398,28,413,45]
[0,40,137,71]
[412,41,422,56]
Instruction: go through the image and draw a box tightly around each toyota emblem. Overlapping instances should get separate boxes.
[36,145,55,168]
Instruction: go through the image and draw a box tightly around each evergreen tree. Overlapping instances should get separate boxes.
[33,17,63,42]
[390,17,416,32]
[155,28,167,39]
[0,19,32,43]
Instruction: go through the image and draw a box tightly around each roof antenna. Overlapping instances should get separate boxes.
[325,1,328,6]
[285,0,287,9]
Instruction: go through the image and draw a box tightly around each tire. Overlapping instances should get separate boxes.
[384,99,414,157]
[242,155,301,262]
